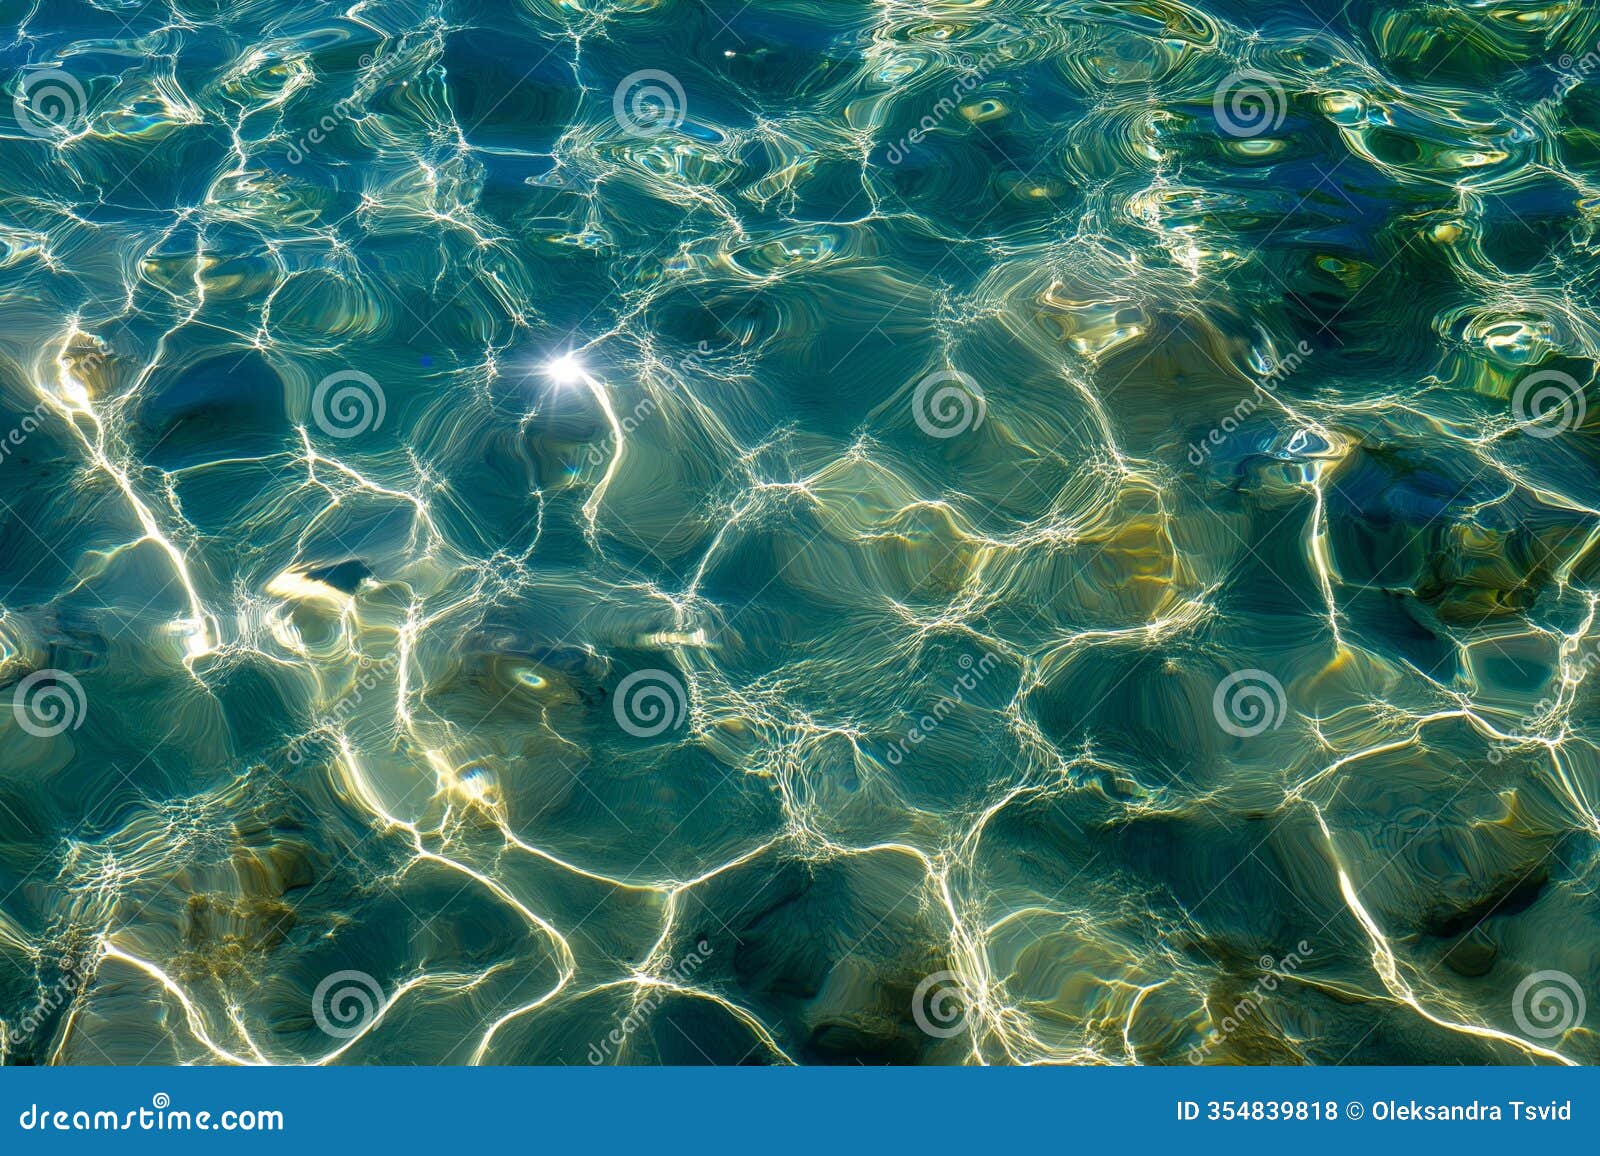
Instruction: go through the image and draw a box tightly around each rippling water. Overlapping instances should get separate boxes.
[2,0,1600,1066]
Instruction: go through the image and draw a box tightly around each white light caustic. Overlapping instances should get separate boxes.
[543,353,587,387]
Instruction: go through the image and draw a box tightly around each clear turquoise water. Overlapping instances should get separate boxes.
[2,0,1600,1065]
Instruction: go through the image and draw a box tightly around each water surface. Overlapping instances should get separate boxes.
[2,0,1600,1065]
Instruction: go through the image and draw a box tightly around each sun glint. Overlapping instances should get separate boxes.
[543,353,586,386]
